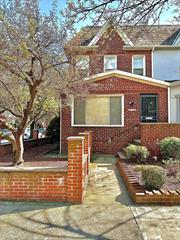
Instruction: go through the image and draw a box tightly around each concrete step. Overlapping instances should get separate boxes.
[132,139,141,145]
[117,151,128,160]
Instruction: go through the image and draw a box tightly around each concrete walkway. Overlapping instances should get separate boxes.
[0,155,179,240]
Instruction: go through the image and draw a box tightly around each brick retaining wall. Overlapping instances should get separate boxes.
[0,169,68,202]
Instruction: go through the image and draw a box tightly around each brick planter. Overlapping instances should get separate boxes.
[116,160,180,205]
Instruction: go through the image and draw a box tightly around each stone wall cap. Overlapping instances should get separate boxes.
[0,166,68,172]
[67,136,85,140]
[79,132,89,135]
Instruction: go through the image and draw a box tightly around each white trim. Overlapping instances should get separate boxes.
[151,47,154,78]
[168,87,171,123]
[170,80,180,86]
[83,70,170,87]
[173,31,180,45]
[59,97,62,154]
[132,55,146,76]
[88,20,133,46]
[71,94,124,127]
[104,55,117,72]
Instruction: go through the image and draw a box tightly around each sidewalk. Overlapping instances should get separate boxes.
[0,155,179,240]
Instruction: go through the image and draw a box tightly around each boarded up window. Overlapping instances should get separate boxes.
[73,96,123,126]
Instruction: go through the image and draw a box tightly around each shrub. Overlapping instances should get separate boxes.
[160,137,180,161]
[141,166,166,190]
[125,144,150,163]
[163,159,180,177]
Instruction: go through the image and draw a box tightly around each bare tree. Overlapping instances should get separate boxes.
[63,0,180,25]
[0,0,72,165]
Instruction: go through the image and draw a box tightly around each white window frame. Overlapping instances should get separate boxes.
[76,55,89,75]
[71,94,124,127]
[104,55,117,72]
[132,55,146,76]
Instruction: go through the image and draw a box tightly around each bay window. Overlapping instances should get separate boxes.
[73,95,124,126]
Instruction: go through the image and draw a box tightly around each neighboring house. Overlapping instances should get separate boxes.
[170,81,180,123]
[61,21,180,153]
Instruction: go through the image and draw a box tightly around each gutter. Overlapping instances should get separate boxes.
[124,45,180,51]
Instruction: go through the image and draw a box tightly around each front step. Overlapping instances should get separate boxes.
[117,151,128,161]
[132,139,141,145]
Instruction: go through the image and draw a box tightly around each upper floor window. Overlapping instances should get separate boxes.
[132,56,145,76]
[76,55,89,77]
[104,55,117,71]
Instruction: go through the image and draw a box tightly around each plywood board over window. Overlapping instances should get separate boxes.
[73,95,124,127]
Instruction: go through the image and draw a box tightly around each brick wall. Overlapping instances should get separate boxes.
[62,77,168,154]
[0,170,68,202]
[71,27,152,77]
[0,131,92,203]
[140,123,180,156]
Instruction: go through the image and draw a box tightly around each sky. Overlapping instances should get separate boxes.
[39,0,177,28]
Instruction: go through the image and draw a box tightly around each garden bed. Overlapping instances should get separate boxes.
[116,159,180,205]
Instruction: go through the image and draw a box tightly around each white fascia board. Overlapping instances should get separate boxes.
[170,80,180,86]
[173,31,180,45]
[84,70,170,87]
[88,21,133,46]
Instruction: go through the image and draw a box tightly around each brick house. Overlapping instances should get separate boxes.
[61,21,179,154]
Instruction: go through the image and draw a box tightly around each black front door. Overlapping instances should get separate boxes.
[141,94,158,123]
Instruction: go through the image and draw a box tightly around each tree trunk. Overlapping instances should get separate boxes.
[12,135,24,165]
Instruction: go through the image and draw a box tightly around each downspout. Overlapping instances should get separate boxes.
[168,87,171,123]
[151,47,154,78]
[59,96,62,154]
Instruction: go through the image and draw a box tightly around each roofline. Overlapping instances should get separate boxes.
[88,20,133,46]
[170,80,180,86]
[124,45,180,50]
[65,45,98,53]
[84,70,170,88]
[173,30,180,45]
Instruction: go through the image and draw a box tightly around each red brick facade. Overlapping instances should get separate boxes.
[62,77,168,153]
[63,26,169,154]
[140,123,180,156]
[71,27,152,77]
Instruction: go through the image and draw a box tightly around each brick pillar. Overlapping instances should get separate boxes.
[67,136,85,204]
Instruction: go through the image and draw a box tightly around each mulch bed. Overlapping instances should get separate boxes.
[116,159,180,204]
[125,162,180,192]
